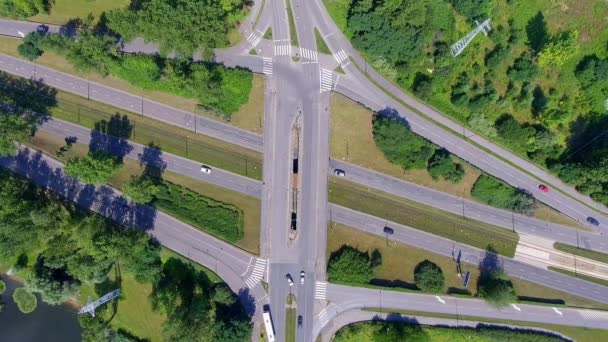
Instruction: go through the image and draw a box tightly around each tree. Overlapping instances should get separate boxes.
[370,249,383,268]
[26,263,80,305]
[508,53,538,82]
[327,246,374,284]
[65,151,122,185]
[12,287,38,313]
[0,279,6,294]
[65,31,117,75]
[412,72,433,100]
[212,283,236,306]
[467,112,497,138]
[427,150,465,183]
[0,0,48,19]
[478,269,517,307]
[538,30,579,67]
[17,32,44,61]
[451,0,493,21]
[123,175,161,203]
[471,175,536,215]
[414,260,445,293]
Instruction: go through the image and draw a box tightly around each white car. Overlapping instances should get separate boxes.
[286,273,294,286]
[334,169,346,177]
[300,271,305,284]
[200,165,212,174]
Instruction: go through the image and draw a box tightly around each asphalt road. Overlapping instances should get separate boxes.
[0,147,267,305]
[39,117,262,198]
[0,53,264,153]
[330,159,608,253]
[329,204,608,305]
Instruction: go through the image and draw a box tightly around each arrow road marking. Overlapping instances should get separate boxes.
[511,304,521,312]
[553,307,563,316]
[435,296,445,304]
[17,30,25,38]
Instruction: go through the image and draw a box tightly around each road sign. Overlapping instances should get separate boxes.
[462,271,471,288]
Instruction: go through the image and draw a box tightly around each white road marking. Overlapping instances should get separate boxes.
[246,33,261,47]
[274,44,291,56]
[262,57,273,75]
[318,308,330,327]
[315,281,328,300]
[435,296,446,304]
[511,304,521,312]
[333,50,348,65]
[320,68,333,93]
[300,47,318,63]
[17,30,25,38]
[553,307,563,316]
[244,258,267,288]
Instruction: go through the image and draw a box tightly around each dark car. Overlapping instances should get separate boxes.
[587,217,600,226]
[383,226,394,235]
[36,25,49,35]
[297,315,302,328]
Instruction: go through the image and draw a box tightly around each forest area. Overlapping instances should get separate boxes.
[324,0,608,205]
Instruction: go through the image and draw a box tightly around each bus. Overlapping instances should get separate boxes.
[262,305,276,342]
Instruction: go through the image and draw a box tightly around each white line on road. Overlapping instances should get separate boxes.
[320,68,333,93]
[333,50,348,65]
[511,304,521,312]
[244,257,267,288]
[17,30,25,38]
[246,33,261,47]
[553,307,563,316]
[262,57,273,75]
[318,308,330,327]
[315,281,328,300]
[435,296,446,304]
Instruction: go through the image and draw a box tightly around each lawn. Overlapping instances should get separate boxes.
[27,131,261,254]
[0,36,265,133]
[47,89,263,180]
[286,0,299,47]
[315,28,331,54]
[329,177,520,257]
[26,0,130,25]
[328,223,608,310]
[554,242,608,264]
[330,93,580,228]
[360,308,608,342]
[286,307,296,342]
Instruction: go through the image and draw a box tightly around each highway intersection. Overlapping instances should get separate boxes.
[2,0,608,341]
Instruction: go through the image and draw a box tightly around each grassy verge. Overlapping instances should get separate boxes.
[26,0,129,25]
[0,36,265,133]
[329,177,519,257]
[27,131,260,254]
[263,27,272,40]
[48,90,263,180]
[328,223,608,310]
[548,267,608,288]
[286,0,299,47]
[286,307,296,342]
[554,243,608,264]
[314,28,331,54]
[329,93,582,229]
[321,0,350,34]
[361,308,608,342]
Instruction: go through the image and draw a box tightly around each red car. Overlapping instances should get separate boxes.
[538,184,549,193]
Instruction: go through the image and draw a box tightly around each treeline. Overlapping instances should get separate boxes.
[0,0,50,19]
[0,168,252,340]
[338,0,608,206]
[19,12,252,115]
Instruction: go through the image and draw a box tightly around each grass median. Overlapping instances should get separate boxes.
[553,243,608,264]
[329,177,519,257]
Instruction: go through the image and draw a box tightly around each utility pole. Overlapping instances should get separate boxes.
[451,18,491,57]
[511,212,515,233]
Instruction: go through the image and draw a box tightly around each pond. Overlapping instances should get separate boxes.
[0,274,82,342]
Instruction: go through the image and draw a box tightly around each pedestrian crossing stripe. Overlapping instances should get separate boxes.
[300,47,318,62]
[315,281,328,300]
[274,44,291,56]
[262,57,273,75]
[320,69,333,93]
[318,308,330,327]
[333,50,348,65]
[244,258,267,288]
[246,33,261,47]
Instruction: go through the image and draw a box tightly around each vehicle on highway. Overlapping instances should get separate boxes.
[587,217,600,226]
[200,165,212,174]
[286,273,294,286]
[297,315,302,328]
[334,169,346,177]
[383,226,394,235]
[300,271,305,284]
[262,305,276,342]
[538,184,549,193]
[36,25,49,35]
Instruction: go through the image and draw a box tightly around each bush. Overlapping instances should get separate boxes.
[508,53,538,82]
[0,0,47,19]
[17,32,44,61]
[427,149,465,183]
[373,115,436,170]
[123,176,161,204]
[153,181,243,242]
[451,0,493,21]
[327,246,374,284]
[414,260,445,293]
[468,112,497,137]
[65,151,123,185]
[478,269,517,307]
[12,287,37,314]
[26,264,80,305]
[0,279,6,294]
[471,175,535,215]
[538,30,579,67]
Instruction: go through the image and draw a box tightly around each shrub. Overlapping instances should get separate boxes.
[327,246,373,284]
[123,176,161,204]
[65,151,122,185]
[471,175,535,215]
[26,264,80,305]
[414,260,445,293]
[427,150,465,183]
[478,269,517,307]
[17,32,44,61]
[508,53,538,82]
[538,30,579,67]
[467,112,497,137]
[0,279,6,294]
[0,0,47,19]
[12,287,37,314]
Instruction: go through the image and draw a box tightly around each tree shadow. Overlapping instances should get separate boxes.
[374,107,409,127]
[370,279,417,290]
[90,113,134,161]
[526,11,548,53]
[139,142,166,179]
[558,115,608,164]
[237,287,256,318]
[447,287,471,296]
[368,314,428,339]
[94,264,123,323]
[59,18,82,37]
[476,245,501,291]
[476,323,572,341]
[0,71,57,115]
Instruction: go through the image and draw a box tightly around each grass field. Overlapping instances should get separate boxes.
[329,93,581,228]
[327,223,608,310]
[286,307,296,342]
[329,177,519,257]
[44,89,263,180]
[315,28,331,54]
[361,308,608,342]
[286,0,299,47]
[0,36,265,133]
[548,266,608,288]
[554,242,608,264]
[27,131,261,254]
[26,0,129,25]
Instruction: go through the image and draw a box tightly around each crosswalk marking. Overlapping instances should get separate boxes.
[246,33,261,47]
[315,281,328,300]
[274,44,291,56]
[318,308,329,327]
[244,258,267,288]
[320,69,334,93]
[262,57,273,75]
[300,47,318,63]
[333,50,349,65]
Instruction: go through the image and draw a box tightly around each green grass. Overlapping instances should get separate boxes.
[26,0,130,25]
[328,222,608,310]
[548,266,608,288]
[249,49,258,55]
[329,177,519,257]
[314,28,331,54]
[48,90,263,180]
[554,243,608,264]
[286,307,296,342]
[361,308,608,342]
[321,0,350,35]
[263,27,272,40]
[335,66,345,74]
[286,0,299,47]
